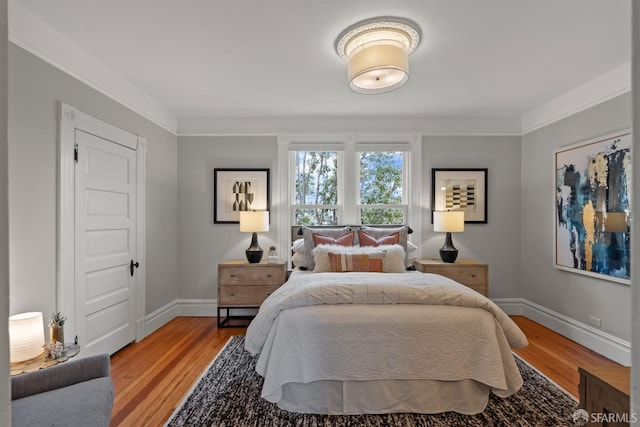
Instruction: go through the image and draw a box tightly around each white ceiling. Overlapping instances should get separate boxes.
[9,0,632,134]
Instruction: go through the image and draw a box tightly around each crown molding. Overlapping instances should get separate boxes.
[521,61,631,135]
[8,0,178,135]
[177,115,522,136]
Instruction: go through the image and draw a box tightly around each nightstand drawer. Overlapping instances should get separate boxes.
[413,259,488,297]
[439,266,486,286]
[219,266,285,286]
[219,285,280,306]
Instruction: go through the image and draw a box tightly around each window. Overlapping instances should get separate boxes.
[358,151,406,225]
[292,151,340,225]
[291,147,407,225]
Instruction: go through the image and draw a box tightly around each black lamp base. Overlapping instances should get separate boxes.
[246,232,263,263]
[439,232,458,263]
[246,249,263,263]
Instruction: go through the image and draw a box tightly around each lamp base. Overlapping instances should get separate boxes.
[439,248,458,263]
[246,232,263,263]
[246,249,263,263]
[439,232,458,263]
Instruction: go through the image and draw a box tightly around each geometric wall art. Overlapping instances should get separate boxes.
[213,168,270,224]
[432,168,487,223]
[555,130,631,284]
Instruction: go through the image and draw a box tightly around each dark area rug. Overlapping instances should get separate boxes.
[166,336,578,427]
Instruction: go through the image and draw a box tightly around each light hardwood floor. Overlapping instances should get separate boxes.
[109,315,621,426]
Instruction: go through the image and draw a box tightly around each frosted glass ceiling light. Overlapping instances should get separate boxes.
[335,17,421,94]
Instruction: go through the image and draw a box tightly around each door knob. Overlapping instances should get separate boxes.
[130,260,139,277]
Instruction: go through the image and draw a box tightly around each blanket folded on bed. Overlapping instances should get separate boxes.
[245,271,528,355]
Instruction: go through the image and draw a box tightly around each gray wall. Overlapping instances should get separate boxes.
[177,136,278,300]
[8,44,179,321]
[421,136,522,298]
[177,134,523,301]
[521,93,632,341]
[1,0,10,419]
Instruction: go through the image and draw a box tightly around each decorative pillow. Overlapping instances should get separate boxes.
[361,226,410,266]
[357,230,399,247]
[327,252,384,272]
[312,232,355,247]
[312,244,406,273]
[301,227,353,270]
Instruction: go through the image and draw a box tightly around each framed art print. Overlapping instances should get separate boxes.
[214,168,270,224]
[432,168,487,223]
[555,130,631,283]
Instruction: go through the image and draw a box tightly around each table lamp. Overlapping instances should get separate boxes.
[239,210,269,263]
[9,312,45,363]
[433,210,464,263]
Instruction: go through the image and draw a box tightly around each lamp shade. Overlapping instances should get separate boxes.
[239,211,269,233]
[336,17,420,94]
[433,211,465,233]
[9,312,45,363]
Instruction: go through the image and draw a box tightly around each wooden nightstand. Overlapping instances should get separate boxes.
[579,365,631,426]
[217,260,287,327]
[413,259,488,296]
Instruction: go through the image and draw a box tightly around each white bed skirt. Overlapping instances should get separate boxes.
[254,304,523,415]
[277,378,490,415]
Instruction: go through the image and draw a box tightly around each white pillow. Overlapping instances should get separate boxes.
[291,252,307,269]
[312,244,406,273]
[291,238,305,253]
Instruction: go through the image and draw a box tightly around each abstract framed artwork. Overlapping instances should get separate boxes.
[555,130,631,284]
[431,168,487,223]
[214,168,270,224]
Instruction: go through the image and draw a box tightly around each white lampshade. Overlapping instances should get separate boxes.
[9,312,45,363]
[239,211,269,233]
[433,211,465,233]
[336,17,421,94]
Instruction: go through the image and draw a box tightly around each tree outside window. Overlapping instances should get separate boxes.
[359,152,406,225]
[293,151,338,225]
[292,150,406,226]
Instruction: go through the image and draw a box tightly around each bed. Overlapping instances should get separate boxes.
[244,226,528,415]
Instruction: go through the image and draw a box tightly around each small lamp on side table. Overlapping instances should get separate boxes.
[433,210,464,263]
[9,312,45,363]
[239,210,269,263]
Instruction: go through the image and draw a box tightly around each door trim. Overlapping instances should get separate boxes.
[58,102,147,345]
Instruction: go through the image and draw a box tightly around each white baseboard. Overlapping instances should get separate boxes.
[494,297,631,366]
[142,301,179,339]
[175,299,217,317]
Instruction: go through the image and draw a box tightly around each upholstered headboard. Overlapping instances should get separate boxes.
[291,225,413,243]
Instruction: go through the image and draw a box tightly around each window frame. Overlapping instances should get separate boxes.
[356,149,409,225]
[277,133,422,264]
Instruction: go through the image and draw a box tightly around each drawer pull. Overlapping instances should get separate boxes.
[229,274,236,277]
[266,274,272,277]
[471,274,477,278]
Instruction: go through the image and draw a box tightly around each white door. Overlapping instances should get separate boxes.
[75,129,137,356]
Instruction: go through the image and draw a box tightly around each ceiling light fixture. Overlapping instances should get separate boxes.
[335,17,421,94]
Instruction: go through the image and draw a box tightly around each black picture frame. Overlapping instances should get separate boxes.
[213,168,270,224]
[431,168,488,224]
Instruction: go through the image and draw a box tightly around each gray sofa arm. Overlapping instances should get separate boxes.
[11,354,111,400]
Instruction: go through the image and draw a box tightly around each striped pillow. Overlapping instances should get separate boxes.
[327,251,385,272]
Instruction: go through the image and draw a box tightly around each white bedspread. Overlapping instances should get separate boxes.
[245,271,527,354]
[244,271,529,414]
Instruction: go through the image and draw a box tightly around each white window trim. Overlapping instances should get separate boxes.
[277,133,422,263]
